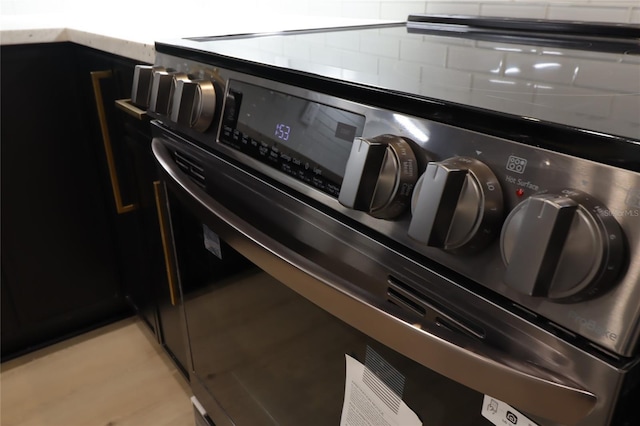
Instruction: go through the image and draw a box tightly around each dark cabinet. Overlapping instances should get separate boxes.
[73,46,159,336]
[1,41,190,372]
[0,43,129,358]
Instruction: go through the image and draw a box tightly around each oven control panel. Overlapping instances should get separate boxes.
[145,54,640,357]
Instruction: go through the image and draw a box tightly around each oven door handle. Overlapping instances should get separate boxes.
[153,138,596,426]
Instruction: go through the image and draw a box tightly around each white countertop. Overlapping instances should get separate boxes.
[0,12,388,63]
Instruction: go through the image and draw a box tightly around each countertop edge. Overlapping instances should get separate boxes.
[1,24,155,63]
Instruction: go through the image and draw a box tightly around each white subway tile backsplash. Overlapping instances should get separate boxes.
[380,56,422,81]
[283,39,312,61]
[574,60,640,93]
[480,4,547,18]
[341,1,381,19]
[547,5,630,22]
[257,38,286,55]
[360,33,402,58]
[533,84,613,118]
[425,1,482,16]
[400,38,448,66]
[447,46,505,73]
[1,1,16,13]
[471,74,536,115]
[280,0,310,15]
[504,52,580,84]
[308,0,341,17]
[342,50,380,72]
[343,69,382,87]
[420,65,474,104]
[380,1,426,20]
[611,94,640,136]
[325,31,361,51]
[311,46,344,68]
[381,73,423,94]
[631,7,640,23]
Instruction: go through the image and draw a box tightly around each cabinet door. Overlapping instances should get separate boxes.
[0,43,128,358]
[73,46,160,333]
[81,47,189,375]
[115,105,162,336]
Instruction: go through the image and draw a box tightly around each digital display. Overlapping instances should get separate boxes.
[220,80,366,197]
[274,123,291,141]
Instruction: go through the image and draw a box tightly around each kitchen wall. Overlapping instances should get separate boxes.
[1,0,639,23]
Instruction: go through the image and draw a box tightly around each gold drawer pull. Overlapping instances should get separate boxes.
[90,70,137,214]
[115,98,147,120]
[153,180,178,306]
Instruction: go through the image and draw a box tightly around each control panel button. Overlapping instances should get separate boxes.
[338,134,419,219]
[408,157,503,253]
[169,78,216,132]
[501,189,625,302]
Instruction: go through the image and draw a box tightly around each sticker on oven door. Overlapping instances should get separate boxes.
[340,354,422,426]
[203,224,222,259]
[481,395,538,426]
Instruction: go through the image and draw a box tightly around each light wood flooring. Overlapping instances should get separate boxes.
[0,317,194,426]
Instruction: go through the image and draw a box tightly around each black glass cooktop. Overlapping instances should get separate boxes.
[158,16,640,142]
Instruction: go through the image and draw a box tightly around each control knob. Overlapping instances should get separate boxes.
[408,157,503,253]
[169,78,216,132]
[500,189,624,302]
[131,65,165,108]
[149,70,189,115]
[338,135,419,219]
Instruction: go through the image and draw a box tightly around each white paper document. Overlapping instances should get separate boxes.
[340,354,422,426]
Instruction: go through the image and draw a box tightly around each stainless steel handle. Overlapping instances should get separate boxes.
[115,98,147,120]
[152,138,597,426]
[90,70,137,214]
[153,180,179,306]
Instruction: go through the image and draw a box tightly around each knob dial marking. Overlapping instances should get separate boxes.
[408,157,503,253]
[338,134,419,219]
[501,190,624,302]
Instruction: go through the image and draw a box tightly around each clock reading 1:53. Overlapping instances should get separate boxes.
[275,123,291,141]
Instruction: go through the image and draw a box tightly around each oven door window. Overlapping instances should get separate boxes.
[167,191,493,426]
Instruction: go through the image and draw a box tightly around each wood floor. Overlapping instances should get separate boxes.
[0,317,194,426]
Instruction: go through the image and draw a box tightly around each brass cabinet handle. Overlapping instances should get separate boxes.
[115,98,147,120]
[153,180,178,306]
[90,70,137,214]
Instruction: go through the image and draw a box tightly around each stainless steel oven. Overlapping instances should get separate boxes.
[142,16,639,426]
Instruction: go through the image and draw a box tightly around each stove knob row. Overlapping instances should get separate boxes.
[338,133,626,302]
[131,65,217,132]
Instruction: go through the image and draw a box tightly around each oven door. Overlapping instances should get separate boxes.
[152,129,603,426]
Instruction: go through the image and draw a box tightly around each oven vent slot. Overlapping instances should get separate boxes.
[387,276,486,340]
[174,150,206,188]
